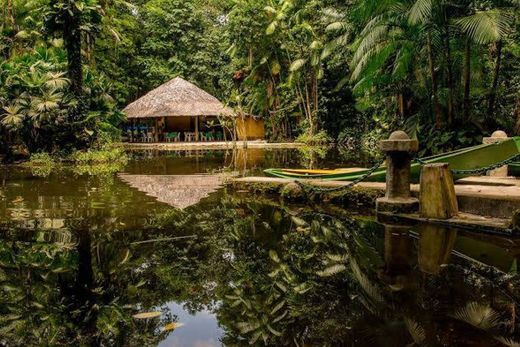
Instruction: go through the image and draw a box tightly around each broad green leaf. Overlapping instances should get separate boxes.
[289,59,307,72]
[266,21,278,35]
[269,250,280,263]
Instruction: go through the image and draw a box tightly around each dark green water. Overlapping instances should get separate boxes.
[1,149,520,346]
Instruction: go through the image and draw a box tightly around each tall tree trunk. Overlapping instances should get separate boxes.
[63,7,84,118]
[444,22,455,126]
[514,97,520,135]
[397,93,404,118]
[312,72,319,135]
[463,39,471,121]
[488,40,503,117]
[427,32,442,128]
[7,0,16,30]
[303,80,314,135]
[4,0,17,58]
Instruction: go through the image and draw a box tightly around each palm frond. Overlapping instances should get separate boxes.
[352,25,388,67]
[1,105,25,129]
[456,10,513,44]
[326,21,350,32]
[316,264,346,277]
[408,0,434,25]
[404,318,426,344]
[496,337,520,347]
[350,258,384,303]
[451,302,501,331]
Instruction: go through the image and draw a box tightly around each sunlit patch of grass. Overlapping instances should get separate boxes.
[68,147,128,176]
[68,147,128,165]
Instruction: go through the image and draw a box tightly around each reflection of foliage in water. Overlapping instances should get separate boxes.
[202,200,520,346]
[2,193,520,345]
[0,230,75,343]
[297,146,329,169]
[23,148,128,178]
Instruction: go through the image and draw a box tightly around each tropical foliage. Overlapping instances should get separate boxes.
[1,0,519,157]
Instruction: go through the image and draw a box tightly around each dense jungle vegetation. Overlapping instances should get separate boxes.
[0,0,519,159]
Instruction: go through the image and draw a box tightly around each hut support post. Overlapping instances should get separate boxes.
[154,118,159,142]
[195,116,199,142]
[130,119,134,143]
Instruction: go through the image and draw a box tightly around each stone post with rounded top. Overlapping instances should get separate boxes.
[376,131,419,214]
[483,130,510,177]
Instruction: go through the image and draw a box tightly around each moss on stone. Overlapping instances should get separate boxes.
[280,183,305,201]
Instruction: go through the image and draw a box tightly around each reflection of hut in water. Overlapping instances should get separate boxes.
[118,174,223,209]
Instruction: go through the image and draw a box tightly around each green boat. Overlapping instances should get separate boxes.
[264,137,520,182]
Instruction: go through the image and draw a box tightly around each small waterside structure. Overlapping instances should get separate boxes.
[123,77,265,143]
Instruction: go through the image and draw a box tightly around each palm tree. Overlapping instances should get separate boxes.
[456,7,516,122]
[44,0,102,118]
[408,0,444,127]
[349,0,419,119]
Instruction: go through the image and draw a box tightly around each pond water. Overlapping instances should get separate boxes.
[1,148,520,346]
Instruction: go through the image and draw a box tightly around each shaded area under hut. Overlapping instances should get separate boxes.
[123,77,265,143]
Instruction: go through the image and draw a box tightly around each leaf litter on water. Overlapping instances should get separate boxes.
[162,322,185,331]
[132,311,162,319]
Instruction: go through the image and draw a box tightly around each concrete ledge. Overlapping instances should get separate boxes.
[377,212,513,236]
[230,177,520,219]
[376,197,419,214]
[121,141,305,150]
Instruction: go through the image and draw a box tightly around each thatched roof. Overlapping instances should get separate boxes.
[118,174,223,209]
[124,77,233,119]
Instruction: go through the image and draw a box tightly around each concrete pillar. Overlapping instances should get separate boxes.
[376,131,419,214]
[420,163,459,219]
[483,130,510,177]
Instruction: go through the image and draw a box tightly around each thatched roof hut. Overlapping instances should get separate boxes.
[123,77,233,119]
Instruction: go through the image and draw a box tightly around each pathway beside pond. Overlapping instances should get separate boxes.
[121,141,304,150]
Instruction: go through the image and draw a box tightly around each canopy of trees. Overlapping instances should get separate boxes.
[1,0,519,157]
